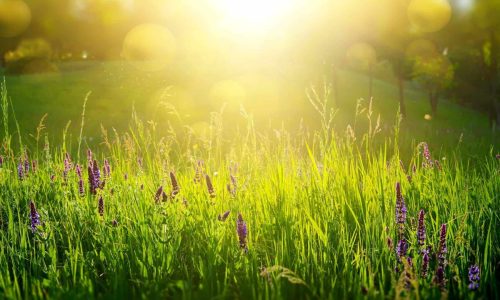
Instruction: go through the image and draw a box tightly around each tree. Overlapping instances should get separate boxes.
[413,55,454,114]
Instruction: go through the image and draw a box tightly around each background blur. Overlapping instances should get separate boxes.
[0,0,499,149]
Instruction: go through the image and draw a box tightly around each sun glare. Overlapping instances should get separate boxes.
[212,0,294,35]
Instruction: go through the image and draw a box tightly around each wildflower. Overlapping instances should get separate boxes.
[404,257,413,290]
[468,265,480,291]
[88,165,96,194]
[31,160,37,173]
[421,249,429,278]
[218,210,230,221]
[17,162,24,181]
[437,224,447,268]
[395,182,407,238]
[92,159,101,187]
[87,149,93,164]
[29,200,41,232]
[103,159,111,177]
[396,239,408,261]
[63,158,71,181]
[50,174,56,182]
[194,160,203,183]
[24,159,30,174]
[434,266,446,289]
[154,186,165,203]
[434,160,442,171]
[98,196,104,216]
[417,209,426,248]
[206,174,216,198]
[237,213,248,251]
[78,178,85,196]
[170,171,180,198]
[227,175,237,197]
[387,237,393,250]
[421,142,433,167]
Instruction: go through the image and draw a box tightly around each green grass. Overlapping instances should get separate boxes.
[0,65,499,299]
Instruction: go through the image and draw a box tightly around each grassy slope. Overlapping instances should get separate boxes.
[1,61,497,155]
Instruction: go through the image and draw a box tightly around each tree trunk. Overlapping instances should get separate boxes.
[397,75,406,117]
[429,90,439,115]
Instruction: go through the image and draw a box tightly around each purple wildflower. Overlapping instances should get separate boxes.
[98,196,104,216]
[88,165,96,194]
[218,210,230,221]
[154,185,164,203]
[395,182,407,238]
[387,237,393,250]
[18,162,24,181]
[103,159,110,177]
[227,175,237,197]
[170,171,180,198]
[437,224,447,268]
[468,265,480,291]
[92,159,101,187]
[24,159,30,174]
[29,200,41,232]
[63,158,70,181]
[421,249,429,278]
[237,213,248,251]
[396,239,408,261]
[206,174,216,198]
[434,266,446,289]
[78,178,85,196]
[417,209,426,247]
[404,257,413,290]
[421,142,433,167]
[87,149,92,164]
[194,160,203,183]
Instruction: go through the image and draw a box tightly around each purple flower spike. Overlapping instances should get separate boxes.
[154,186,164,203]
[98,196,104,216]
[29,200,41,232]
[468,265,480,291]
[92,160,101,187]
[417,210,426,247]
[88,165,96,194]
[396,239,407,261]
[434,266,446,289]
[395,182,407,238]
[24,159,30,174]
[437,224,447,268]
[237,213,248,251]
[421,249,429,278]
[218,210,230,221]
[17,162,24,181]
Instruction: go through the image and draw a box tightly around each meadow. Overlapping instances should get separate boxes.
[0,63,498,299]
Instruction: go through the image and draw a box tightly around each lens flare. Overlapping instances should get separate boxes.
[408,0,451,33]
[122,23,176,72]
[0,0,31,38]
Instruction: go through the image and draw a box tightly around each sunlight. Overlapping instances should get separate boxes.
[211,0,295,35]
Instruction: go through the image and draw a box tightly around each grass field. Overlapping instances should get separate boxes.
[0,63,499,299]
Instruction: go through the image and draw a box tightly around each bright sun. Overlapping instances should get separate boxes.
[212,0,295,35]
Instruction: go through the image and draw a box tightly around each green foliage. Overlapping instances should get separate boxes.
[0,83,498,299]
